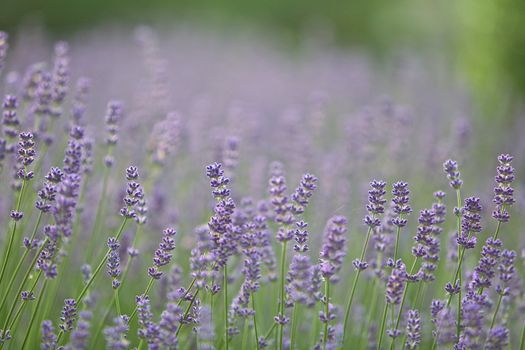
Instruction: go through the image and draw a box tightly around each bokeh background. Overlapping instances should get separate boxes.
[2,0,525,111]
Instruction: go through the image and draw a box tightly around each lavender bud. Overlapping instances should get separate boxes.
[443,159,462,189]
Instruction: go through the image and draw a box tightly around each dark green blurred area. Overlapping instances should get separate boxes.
[1,0,525,112]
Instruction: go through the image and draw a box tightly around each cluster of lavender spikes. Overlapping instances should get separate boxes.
[0,30,522,350]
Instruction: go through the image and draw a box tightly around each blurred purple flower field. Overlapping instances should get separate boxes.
[0,25,523,349]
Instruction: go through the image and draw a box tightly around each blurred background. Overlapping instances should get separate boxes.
[1,0,525,117]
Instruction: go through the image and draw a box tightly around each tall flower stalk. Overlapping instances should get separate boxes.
[342,180,386,347]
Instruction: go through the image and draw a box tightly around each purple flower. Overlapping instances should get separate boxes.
[364,180,387,227]
[287,254,313,305]
[147,227,176,280]
[469,237,502,290]
[496,249,516,296]
[391,181,412,227]
[485,326,509,350]
[319,215,348,280]
[158,303,181,348]
[50,41,70,118]
[71,77,90,124]
[222,136,240,180]
[41,320,57,350]
[17,131,36,180]
[268,162,293,227]
[59,298,77,332]
[67,310,92,350]
[2,94,19,146]
[136,295,160,347]
[120,166,144,219]
[492,154,515,222]
[412,209,439,282]
[457,297,486,349]
[443,159,462,190]
[105,101,123,147]
[386,263,406,305]
[107,237,122,288]
[104,315,130,350]
[291,173,318,215]
[458,197,482,249]
[405,309,421,349]
[293,220,309,252]
[206,163,238,268]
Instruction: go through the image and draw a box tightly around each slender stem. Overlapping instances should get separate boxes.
[520,323,525,350]
[488,294,503,332]
[0,178,26,286]
[290,302,297,350]
[91,299,113,349]
[377,303,389,350]
[176,289,200,337]
[20,280,48,349]
[393,219,403,264]
[241,318,249,350]
[342,225,373,347]
[264,322,277,341]
[323,279,330,350]
[114,288,121,315]
[358,279,378,348]
[137,339,145,350]
[278,241,288,350]
[128,276,155,324]
[455,188,462,340]
[1,240,47,333]
[84,160,112,264]
[54,218,128,347]
[252,293,260,350]
[224,266,229,350]
[77,218,128,304]
[0,209,44,312]
[0,271,43,350]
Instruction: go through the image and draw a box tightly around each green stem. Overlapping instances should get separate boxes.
[377,303,389,350]
[393,220,402,264]
[252,293,260,350]
[114,288,121,315]
[0,271,43,350]
[128,276,155,324]
[1,239,47,333]
[0,178,26,286]
[358,279,378,348]
[278,241,288,350]
[520,323,525,350]
[84,158,112,265]
[0,209,44,312]
[54,218,128,347]
[342,225,373,347]
[176,288,200,337]
[488,294,503,332]
[224,266,229,350]
[20,279,48,349]
[290,302,297,350]
[241,318,249,350]
[323,279,330,350]
[455,188,462,341]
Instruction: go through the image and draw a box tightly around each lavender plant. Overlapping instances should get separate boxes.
[0,28,522,350]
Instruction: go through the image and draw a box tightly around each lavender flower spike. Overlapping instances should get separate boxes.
[405,309,421,349]
[319,215,348,281]
[492,154,515,223]
[443,159,462,190]
[148,227,176,279]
